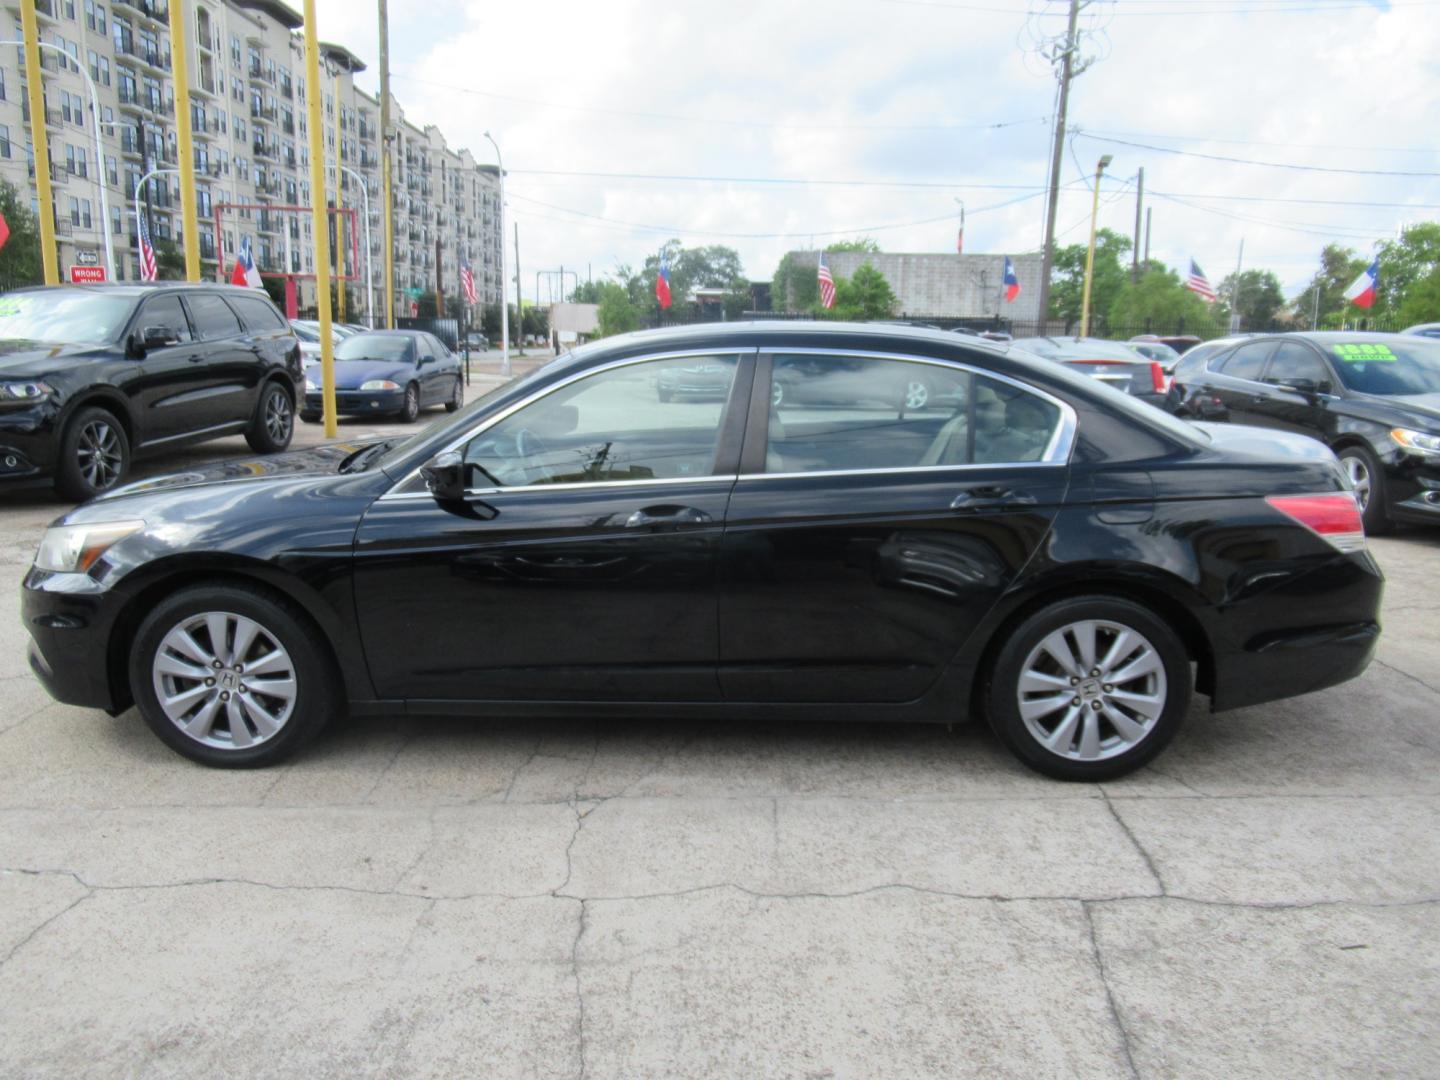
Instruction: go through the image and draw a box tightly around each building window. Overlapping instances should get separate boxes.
[0,125,9,159]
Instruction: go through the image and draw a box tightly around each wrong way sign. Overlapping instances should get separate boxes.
[68,266,107,284]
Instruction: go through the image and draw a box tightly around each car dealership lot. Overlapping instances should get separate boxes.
[0,424,1437,1077]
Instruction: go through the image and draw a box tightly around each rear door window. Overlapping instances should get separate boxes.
[185,293,244,340]
[764,355,1062,473]
[1215,341,1274,381]
[228,295,287,332]
[1263,343,1330,388]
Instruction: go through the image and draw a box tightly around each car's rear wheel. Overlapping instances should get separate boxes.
[55,406,130,502]
[985,596,1191,781]
[1337,444,1390,535]
[399,383,420,423]
[245,382,294,453]
[129,584,340,768]
[446,377,464,413]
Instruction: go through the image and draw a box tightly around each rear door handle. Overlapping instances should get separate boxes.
[625,505,713,530]
[951,486,1028,511]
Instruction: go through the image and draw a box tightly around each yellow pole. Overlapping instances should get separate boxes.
[379,0,395,329]
[168,0,201,281]
[332,72,346,324]
[302,0,337,437]
[1079,156,1110,338]
[20,0,58,285]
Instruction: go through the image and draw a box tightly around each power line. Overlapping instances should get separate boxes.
[1077,131,1440,177]
[1080,125,1437,155]
[882,0,1438,14]
[389,72,1048,134]
[506,169,1058,190]
[1151,192,1391,240]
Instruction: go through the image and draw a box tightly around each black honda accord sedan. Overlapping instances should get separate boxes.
[22,323,1382,780]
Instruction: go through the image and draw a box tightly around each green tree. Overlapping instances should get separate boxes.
[1374,223,1440,323]
[1108,262,1219,332]
[0,179,43,290]
[595,281,639,337]
[630,240,749,311]
[827,238,881,254]
[1049,228,1131,331]
[521,304,548,339]
[153,238,186,281]
[567,280,603,303]
[1291,244,1367,329]
[772,250,820,312]
[1218,269,1286,330]
[824,262,897,320]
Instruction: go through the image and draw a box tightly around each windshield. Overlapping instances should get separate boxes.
[0,289,135,346]
[335,335,414,362]
[1327,339,1440,396]
[290,322,320,342]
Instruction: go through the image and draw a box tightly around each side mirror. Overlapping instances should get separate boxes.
[143,325,180,349]
[420,450,467,501]
[1317,379,1334,396]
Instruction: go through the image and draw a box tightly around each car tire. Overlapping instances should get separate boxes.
[128,583,341,768]
[1337,444,1391,535]
[245,382,295,454]
[657,387,673,403]
[984,595,1191,781]
[445,377,463,413]
[399,383,420,423]
[54,406,130,502]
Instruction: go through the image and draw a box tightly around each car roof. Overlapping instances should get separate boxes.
[575,320,1012,359]
[12,282,274,301]
[349,329,426,338]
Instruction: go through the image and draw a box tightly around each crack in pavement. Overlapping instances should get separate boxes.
[1372,658,1440,701]
[1083,900,1140,1080]
[570,897,589,1080]
[0,887,94,973]
[360,730,414,805]
[501,737,545,805]
[1102,793,1167,896]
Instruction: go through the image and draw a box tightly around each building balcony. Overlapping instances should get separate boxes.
[116,0,169,26]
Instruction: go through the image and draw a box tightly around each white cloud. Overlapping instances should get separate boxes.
[314,0,1440,298]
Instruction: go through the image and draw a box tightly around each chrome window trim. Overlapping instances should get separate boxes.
[761,347,1078,469]
[381,348,757,500]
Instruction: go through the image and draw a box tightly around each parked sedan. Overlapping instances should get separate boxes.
[1011,337,1170,407]
[0,284,300,499]
[1166,331,1440,531]
[24,323,1381,781]
[301,330,464,423]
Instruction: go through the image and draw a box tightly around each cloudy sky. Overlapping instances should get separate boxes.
[313,0,1440,302]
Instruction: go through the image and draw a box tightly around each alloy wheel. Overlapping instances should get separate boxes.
[1014,618,1167,762]
[77,419,123,491]
[904,380,930,410]
[771,381,785,408]
[264,390,293,444]
[151,611,298,751]
[1342,455,1372,511]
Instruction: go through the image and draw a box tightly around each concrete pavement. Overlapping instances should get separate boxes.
[0,415,1437,1077]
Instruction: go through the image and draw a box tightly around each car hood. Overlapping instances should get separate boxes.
[0,339,109,378]
[304,359,415,389]
[1376,392,1440,427]
[85,435,394,505]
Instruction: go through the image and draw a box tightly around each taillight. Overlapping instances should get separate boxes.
[1265,493,1366,553]
[1150,361,1169,394]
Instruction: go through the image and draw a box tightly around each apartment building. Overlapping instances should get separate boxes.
[0,0,504,319]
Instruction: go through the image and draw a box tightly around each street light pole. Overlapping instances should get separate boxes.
[1079,154,1112,338]
[483,131,510,376]
[340,166,374,328]
[133,166,178,272]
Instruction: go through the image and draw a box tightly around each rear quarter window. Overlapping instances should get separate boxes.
[228,295,288,332]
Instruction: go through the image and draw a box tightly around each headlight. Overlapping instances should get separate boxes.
[34,520,145,574]
[305,377,319,392]
[360,379,400,391]
[0,380,53,401]
[1392,428,1440,456]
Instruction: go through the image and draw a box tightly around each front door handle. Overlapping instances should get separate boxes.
[625,504,713,530]
[187,353,206,363]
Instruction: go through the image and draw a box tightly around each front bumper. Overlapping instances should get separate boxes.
[1383,452,1440,526]
[22,568,124,712]
[0,402,62,483]
[303,389,407,416]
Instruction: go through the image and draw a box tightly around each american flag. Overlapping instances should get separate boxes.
[817,251,836,309]
[460,256,478,306]
[1185,259,1217,302]
[138,211,158,281]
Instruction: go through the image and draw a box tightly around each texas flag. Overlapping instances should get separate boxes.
[230,235,262,288]
[1343,258,1379,309]
[1003,256,1020,303]
[655,250,672,309]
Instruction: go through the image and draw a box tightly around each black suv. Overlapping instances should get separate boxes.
[1169,331,1440,531]
[0,283,302,500]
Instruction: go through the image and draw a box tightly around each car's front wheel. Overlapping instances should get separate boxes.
[245,382,294,453]
[985,596,1191,781]
[55,406,130,502]
[1337,444,1390,535]
[446,377,463,413]
[399,383,420,423]
[129,584,340,768]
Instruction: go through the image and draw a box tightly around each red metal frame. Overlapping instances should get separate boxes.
[211,203,360,284]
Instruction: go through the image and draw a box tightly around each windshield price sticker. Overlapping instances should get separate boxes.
[1333,343,1397,362]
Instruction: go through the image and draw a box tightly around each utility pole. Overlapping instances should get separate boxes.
[1143,207,1152,266]
[1228,238,1245,333]
[379,0,395,328]
[169,0,200,280]
[1132,166,1144,284]
[19,0,57,284]
[1037,0,1086,332]
[514,222,524,357]
[435,237,443,315]
[1079,154,1112,338]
